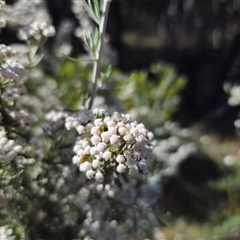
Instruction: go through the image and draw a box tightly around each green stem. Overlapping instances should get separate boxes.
[88,0,111,110]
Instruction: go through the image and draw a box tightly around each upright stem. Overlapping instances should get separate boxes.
[88,0,111,110]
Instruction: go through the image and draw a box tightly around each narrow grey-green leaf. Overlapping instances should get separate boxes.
[82,0,100,25]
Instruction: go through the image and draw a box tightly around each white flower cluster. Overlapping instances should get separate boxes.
[0,59,25,81]
[0,44,26,81]
[45,110,71,122]
[0,45,23,84]
[1,84,26,106]
[9,110,36,130]
[0,127,23,162]
[19,21,55,43]
[65,109,155,181]
[0,44,15,59]
[2,0,49,27]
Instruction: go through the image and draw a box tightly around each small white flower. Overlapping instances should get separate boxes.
[85,122,94,132]
[0,44,14,59]
[81,139,90,148]
[98,152,104,159]
[76,149,84,156]
[117,122,125,128]
[108,126,116,135]
[102,151,111,160]
[106,120,116,127]
[98,108,107,115]
[79,161,92,172]
[72,155,79,164]
[92,159,101,168]
[108,190,115,198]
[73,144,82,153]
[123,134,134,143]
[136,135,147,143]
[91,126,100,135]
[101,131,111,142]
[117,163,127,173]
[136,123,146,130]
[95,171,104,182]
[118,126,128,136]
[130,121,137,128]
[65,117,74,129]
[3,140,15,152]
[90,135,101,145]
[19,22,55,42]
[103,116,111,123]
[94,118,103,127]
[12,145,23,152]
[96,142,107,152]
[86,169,95,179]
[147,131,154,140]
[83,146,91,155]
[116,154,125,163]
[96,183,104,192]
[77,125,86,134]
[90,146,98,155]
[110,134,120,145]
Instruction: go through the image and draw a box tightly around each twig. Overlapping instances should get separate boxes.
[88,0,111,110]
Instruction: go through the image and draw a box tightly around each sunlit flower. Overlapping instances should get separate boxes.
[0,59,25,81]
[65,108,155,181]
[0,127,23,162]
[19,21,55,43]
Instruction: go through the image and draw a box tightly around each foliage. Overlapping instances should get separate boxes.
[3,1,240,240]
[118,62,187,124]
[0,0,192,239]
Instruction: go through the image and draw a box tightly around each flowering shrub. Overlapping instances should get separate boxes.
[0,0,196,239]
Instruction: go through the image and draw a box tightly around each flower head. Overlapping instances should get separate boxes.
[65,108,155,182]
[19,21,55,43]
